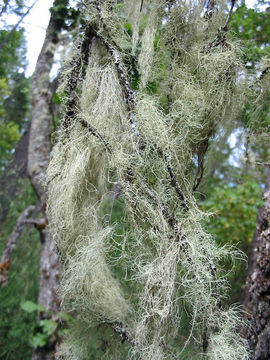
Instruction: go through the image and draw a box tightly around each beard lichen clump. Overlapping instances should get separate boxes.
[47,1,250,359]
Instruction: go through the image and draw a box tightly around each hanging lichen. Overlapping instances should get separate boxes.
[47,1,251,359]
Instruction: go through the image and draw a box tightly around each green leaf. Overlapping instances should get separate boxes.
[57,312,72,322]
[57,328,69,337]
[21,301,46,313]
[40,319,57,335]
[52,92,62,104]
[30,333,49,349]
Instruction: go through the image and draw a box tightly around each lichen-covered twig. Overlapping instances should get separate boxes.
[63,25,96,130]
[47,2,250,359]
[103,320,135,345]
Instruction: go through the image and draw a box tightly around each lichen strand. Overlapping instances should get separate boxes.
[47,1,250,359]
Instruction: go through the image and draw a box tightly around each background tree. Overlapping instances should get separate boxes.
[0,1,79,359]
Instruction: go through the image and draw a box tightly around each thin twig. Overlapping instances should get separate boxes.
[193,132,211,192]
[223,0,236,32]
[0,205,36,286]
[79,119,112,153]
[103,320,134,345]
[0,0,38,52]
[163,154,189,211]
[256,162,270,167]
[259,66,270,81]
[204,0,236,52]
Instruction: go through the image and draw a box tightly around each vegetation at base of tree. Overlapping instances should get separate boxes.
[0,181,40,360]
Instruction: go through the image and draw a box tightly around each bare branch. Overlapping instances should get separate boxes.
[204,0,237,52]
[163,153,189,212]
[0,0,38,52]
[259,66,270,81]
[103,320,134,345]
[255,162,270,167]
[193,132,212,192]
[0,0,9,17]
[0,205,36,286]
[79,119,112,153]
[223,0,236,32]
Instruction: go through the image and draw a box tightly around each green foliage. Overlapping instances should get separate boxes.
[0,77,9,116]
[230,2,270,67]
[20,301,72,350]
[201,178,263,301]
[0,181,40,360]
[0,29,26,76]
[0,121,20,148]
[3,72,31,130]
[0,28,30,167]
[30,319,58,349]
[49,0,79,33]
[0,0,27,17]
[53,92,63,105]
[21,301,46,313]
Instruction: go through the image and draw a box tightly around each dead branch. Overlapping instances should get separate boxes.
[0,0,38,52]
[259,66,270,81]
[204,0,236,52]
[0,205,36,286]
[103,320,134,345]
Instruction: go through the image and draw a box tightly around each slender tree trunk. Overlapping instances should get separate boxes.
[27,12,60,360]
[0,126,30,225]
[243,170,270,360]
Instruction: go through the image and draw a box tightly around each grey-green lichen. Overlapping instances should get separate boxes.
[47,1,251,359]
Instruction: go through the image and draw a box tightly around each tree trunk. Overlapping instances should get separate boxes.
[27,12,60,360]
[0,126,30,226]
[243,170,270,360]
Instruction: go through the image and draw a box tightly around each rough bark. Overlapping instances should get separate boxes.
[243,171,270,360]
[27,9,61,360]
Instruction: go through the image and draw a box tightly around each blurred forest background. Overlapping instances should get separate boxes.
[0,0,269,359]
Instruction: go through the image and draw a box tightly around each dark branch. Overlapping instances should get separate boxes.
[79,119,112,153]
[140,0,144,12]
[223,0,236,32]
[259,66,270,81]
[63,25,96,129]
[204,0,236,52]
[193,132,211,192]
[164,157,189,212]
[103,320,134,345]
